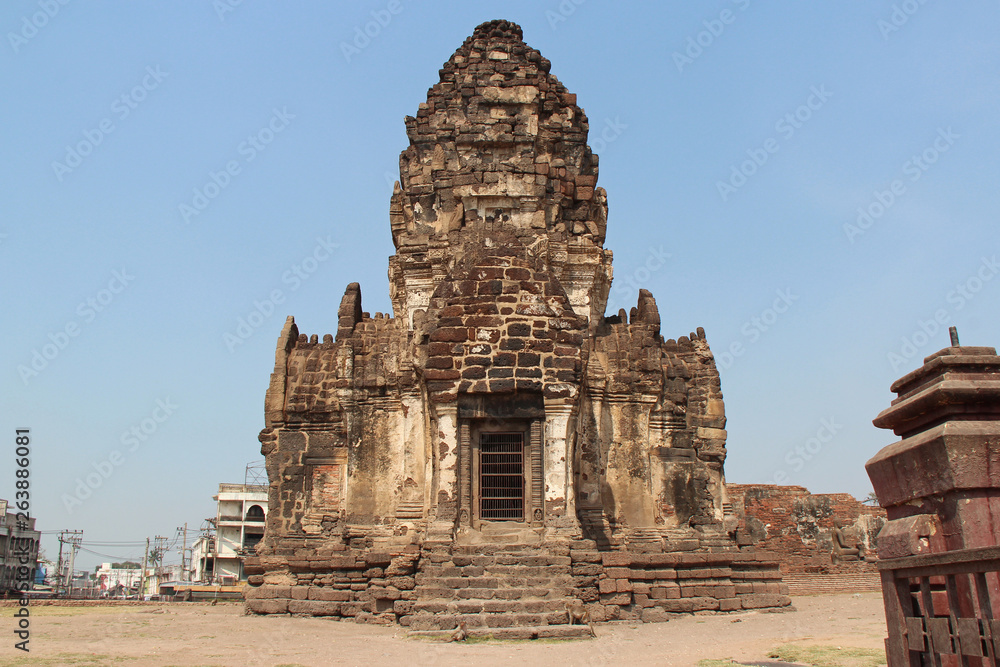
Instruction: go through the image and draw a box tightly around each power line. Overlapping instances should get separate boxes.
[77,546,145,561]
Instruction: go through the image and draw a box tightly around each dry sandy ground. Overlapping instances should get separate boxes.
[1,593,888,667]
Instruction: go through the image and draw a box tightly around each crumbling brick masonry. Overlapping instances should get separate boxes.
[245,19,789,635]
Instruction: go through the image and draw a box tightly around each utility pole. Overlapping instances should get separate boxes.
[150,535,167,596]
[138,538,150,600]
[176,523,188,581]
[55,532,65,597]
[62,531,83,595]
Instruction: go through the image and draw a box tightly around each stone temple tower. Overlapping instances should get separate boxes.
[246,20,788,632]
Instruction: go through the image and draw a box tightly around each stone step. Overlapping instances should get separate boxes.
[569,539,598,550]
[417,575,544,588]
[461,532,530,545]
[413,585,574,600]
[484,564,573,576]
[402,611,574,631]
[406,624,594,640]
[440,554,571,567]
[412,599,570,615]
[449,544,561,555]
[415,577,574,591]
[395,500,424,514]
[418,564,573,578]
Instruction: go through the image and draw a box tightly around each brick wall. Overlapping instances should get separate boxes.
[727,484,886,575]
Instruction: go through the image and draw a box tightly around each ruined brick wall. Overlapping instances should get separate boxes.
[578,324,728,533]
[727,484,886,574]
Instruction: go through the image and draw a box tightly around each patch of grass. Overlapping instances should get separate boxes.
[768,643,887,667]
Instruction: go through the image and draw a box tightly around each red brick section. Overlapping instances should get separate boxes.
[781,573,881,595]
[587,551,787,622]
[421,252,585,403]
[727,484,886,593]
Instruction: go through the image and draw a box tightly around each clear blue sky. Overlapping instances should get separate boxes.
[3,2,998,571]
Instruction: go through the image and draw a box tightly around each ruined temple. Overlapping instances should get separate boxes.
[245,20,789,634]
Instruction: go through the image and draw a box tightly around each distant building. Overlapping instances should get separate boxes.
[94,562,142,596]
[144,564,186,598]
[190,534,214,582]
[36,559,56,587]
[67,571,99,598]
[194,483,267,584]
[0,499,40,595]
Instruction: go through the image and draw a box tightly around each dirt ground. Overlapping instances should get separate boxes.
[1,593,888,667]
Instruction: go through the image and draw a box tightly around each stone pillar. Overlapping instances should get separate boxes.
[868,344,1000,553]
[432,403,460,524]
[867,343,1000,666]
[396,391,428,520]
[543,399,576,524]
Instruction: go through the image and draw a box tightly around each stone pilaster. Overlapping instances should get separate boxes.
[432,403,460,524]
[543,399,576,524]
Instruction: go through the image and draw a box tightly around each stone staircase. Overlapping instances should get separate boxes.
[578,508,620,549]
[399,526,596,639]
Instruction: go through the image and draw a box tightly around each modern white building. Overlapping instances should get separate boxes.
[194,483,267,584]
[190,534,214,582]
[94,562,142,596]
